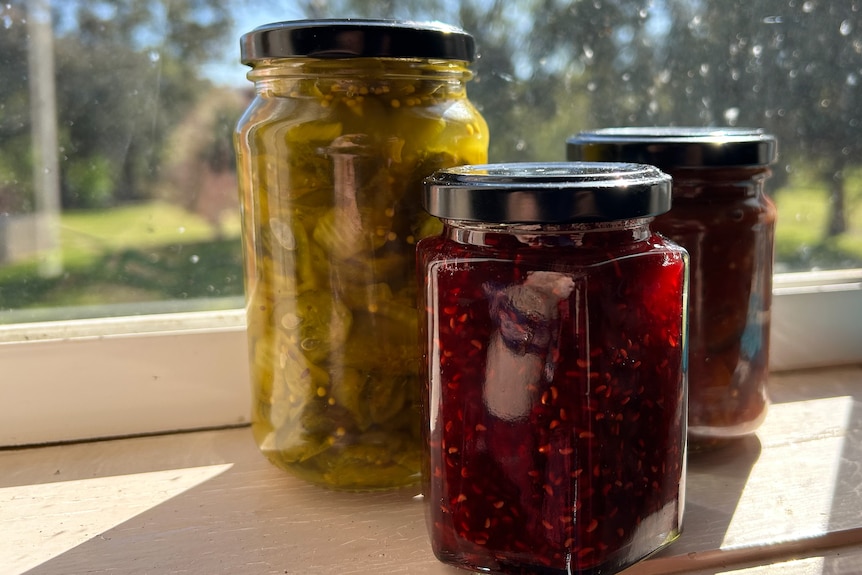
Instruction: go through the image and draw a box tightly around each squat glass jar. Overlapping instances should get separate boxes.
[418,163,688,575]
[234,19,488,490]
[568,128,777,451]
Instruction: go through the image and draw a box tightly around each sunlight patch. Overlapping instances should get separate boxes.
[0,463,233,575]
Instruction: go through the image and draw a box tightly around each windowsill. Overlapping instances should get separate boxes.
[2,365,861,575]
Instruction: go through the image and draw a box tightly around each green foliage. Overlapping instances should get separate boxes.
[0,0,234,210]
[64,156,115,208]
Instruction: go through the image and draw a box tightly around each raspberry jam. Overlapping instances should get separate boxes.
[568,128,776,451]
[418,163,688,575]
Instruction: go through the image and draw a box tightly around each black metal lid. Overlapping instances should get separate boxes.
[566,127,777,168]
[240,19,475,64]
[423,162,672,224]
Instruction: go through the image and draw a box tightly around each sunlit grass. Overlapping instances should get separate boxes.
[0,202,243,316]
[59,200,236,255]
[773,167,862,271]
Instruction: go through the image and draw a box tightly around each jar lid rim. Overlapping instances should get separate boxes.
[240,19,475,63]
[567,127,778,168]
[423,162,672,223]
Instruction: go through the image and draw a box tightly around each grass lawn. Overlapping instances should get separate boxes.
[0,201,244,319]
[773,168,862,271]
[58,201,238,264]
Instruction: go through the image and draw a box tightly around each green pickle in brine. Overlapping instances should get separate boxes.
[236,47,488,490]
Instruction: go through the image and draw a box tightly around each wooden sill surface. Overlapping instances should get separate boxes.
[2,366,861,575]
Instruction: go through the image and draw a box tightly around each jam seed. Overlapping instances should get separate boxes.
[586,518,599,533]
[493,501,505,509]
[542,520,554,530]
[578,547,594,559]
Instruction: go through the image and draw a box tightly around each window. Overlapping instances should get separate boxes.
[1,0,860,446]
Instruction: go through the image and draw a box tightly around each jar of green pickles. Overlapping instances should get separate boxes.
[234,19,489,490]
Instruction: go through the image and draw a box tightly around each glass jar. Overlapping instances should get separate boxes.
[233,19,489,491]
[567,128,777,451]
[417,163,688,575]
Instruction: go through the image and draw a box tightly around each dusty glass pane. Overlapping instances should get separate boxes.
[1,0,860,324]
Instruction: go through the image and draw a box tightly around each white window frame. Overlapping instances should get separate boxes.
[1,269,859,447]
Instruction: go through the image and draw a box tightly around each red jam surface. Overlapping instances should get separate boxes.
[652,168,775,449]
[418,223,687,575]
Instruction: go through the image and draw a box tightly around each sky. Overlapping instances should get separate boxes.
[202,2,307,87]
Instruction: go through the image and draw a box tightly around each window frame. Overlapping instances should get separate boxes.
[1,269,859,447]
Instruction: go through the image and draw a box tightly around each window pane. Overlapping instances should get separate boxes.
[1,0,860,325]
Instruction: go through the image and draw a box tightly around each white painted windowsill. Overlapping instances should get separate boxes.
[0,270,860,447]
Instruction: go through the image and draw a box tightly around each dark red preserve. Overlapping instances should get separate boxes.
[418,163,688,575]
[568,128,777,451]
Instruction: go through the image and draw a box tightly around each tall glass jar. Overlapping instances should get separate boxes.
[234,19,489,490]
[418,163,688,575]
[568,128,777,451]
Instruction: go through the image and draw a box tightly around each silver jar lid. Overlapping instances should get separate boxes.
[423,162,672,224]
[240,19,475,64]
[567,127,777,168]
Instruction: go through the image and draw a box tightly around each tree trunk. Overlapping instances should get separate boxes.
[826,158,847,237]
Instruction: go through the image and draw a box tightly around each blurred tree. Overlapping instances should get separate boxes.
[651,0,861,234]
[0,0,233,210]
[0,3,35,212]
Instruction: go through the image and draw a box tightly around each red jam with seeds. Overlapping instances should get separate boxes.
[569,128,777,451]
[418,163,687,575]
